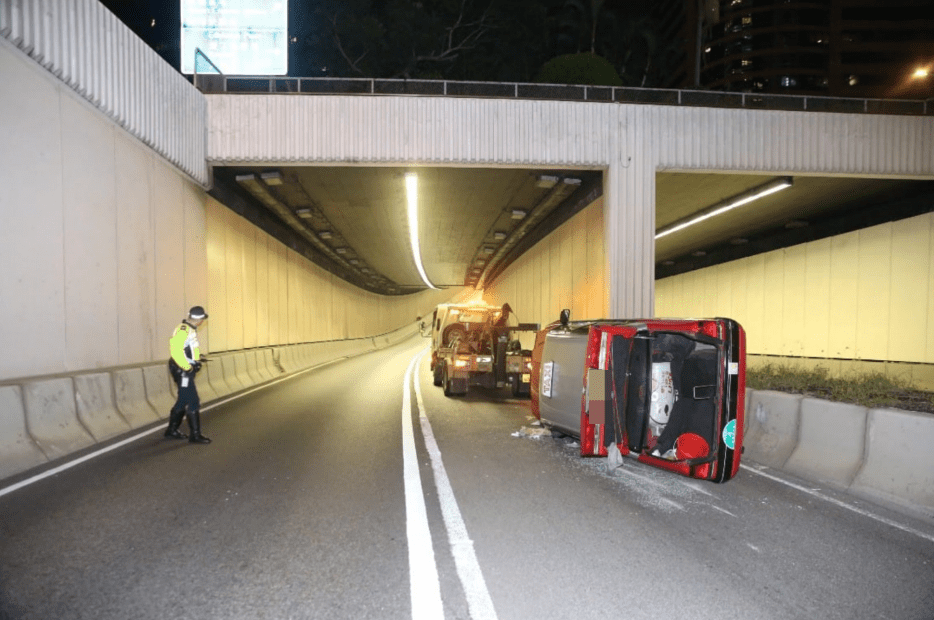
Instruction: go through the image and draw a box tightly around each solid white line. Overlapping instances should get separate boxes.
[414,349,499,620]
[0,356,351,500]
[402,353,445,620]
[740,464,934,544]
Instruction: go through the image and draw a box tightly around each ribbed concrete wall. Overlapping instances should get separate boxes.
[207,95,615,166]
[0,0,208,186]
[653,105,933,176]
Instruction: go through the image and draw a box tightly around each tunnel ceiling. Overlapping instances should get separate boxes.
[209,167,934,295]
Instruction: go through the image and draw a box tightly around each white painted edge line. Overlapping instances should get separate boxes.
[413,348,499,620]
[402,353,445,620]
[740,464,934,544]
[0,355,351,500]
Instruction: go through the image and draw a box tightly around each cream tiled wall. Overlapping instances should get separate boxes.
[204,198,456,353]
[656,212,934,389]
[484,198,608,346]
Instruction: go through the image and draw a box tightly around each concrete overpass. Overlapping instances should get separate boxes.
[1,0,933,485]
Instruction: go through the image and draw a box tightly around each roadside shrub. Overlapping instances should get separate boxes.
[746,363,934,414]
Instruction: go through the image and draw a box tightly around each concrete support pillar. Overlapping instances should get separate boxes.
[605,106,656,319]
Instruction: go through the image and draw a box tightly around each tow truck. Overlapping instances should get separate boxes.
[429,302,539,397]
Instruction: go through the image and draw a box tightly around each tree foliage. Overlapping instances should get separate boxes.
[292,0,675,86]
[535,52,622,86]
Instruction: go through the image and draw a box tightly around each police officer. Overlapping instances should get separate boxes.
[165,306,211,444]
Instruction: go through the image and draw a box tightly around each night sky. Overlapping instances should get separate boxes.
[97,0,656,79]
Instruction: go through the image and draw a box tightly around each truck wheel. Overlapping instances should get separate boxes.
[433,364,443,387]
[443,366,453,397]
[510,374,522,397]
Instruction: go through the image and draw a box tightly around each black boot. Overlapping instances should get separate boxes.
[187,409,211,444]
[164,408,187,439]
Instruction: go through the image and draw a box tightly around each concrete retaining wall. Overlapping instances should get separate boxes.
[0,323,420,482]
[113,368,160,427]
[743,391,802,469]
[849,408,934,519]
[740,389,934,525]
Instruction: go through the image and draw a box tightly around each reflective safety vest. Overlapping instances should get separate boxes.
[169,321,202,372]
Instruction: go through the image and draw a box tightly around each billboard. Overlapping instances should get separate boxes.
[181,0,288,75]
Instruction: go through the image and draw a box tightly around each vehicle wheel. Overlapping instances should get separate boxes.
[433,364,443,387]
[510,375,521,397]
[443,366,453,397]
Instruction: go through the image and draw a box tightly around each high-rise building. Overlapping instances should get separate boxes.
[653,0,934,99]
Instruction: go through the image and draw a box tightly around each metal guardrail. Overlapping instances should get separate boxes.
[193,75,934,116]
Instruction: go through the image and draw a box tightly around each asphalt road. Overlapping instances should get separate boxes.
[1,336,933,620]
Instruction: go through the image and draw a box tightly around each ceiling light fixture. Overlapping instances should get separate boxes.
[260,171,283,186]
[405,172,438,290]
[511,209,527,220]
[655,176,793,240]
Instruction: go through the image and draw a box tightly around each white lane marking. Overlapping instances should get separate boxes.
[711,504,738,518]
[0,356,351,499]
[413,349,499,620]
[679,480,717,498]
[0,425,163,499]
[740,464,934,544]
[402,353,445,620]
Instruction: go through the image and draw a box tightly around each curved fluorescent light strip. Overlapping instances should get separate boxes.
[656,177,793,240]
[405,172,438,290]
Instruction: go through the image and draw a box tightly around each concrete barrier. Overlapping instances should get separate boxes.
[743,390,802,470]
[221,355,245,392]
[783,398,867,490]
[277,346,297,373]
[257,348,277,381]
[849,407,934,521]
[0,331,422,482]
[0,385,47,479]
[142,364,175,419]
[23,377,95,460]
[743,388,752,438]
[232,352,254,389]
[73,373,131,442]
[244,349,265,385]
[191,363,221,403]
[113,368,160,427]
[205,357,234,398]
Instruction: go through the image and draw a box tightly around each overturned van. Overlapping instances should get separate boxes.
[530,311,746,482]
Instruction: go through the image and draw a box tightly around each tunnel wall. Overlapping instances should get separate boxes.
[0,34,453,481]
[656,211,934,390]
[205,197,454,353]
[484,197,608,344]
[0,36,451,385]
[0,36,208,381]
